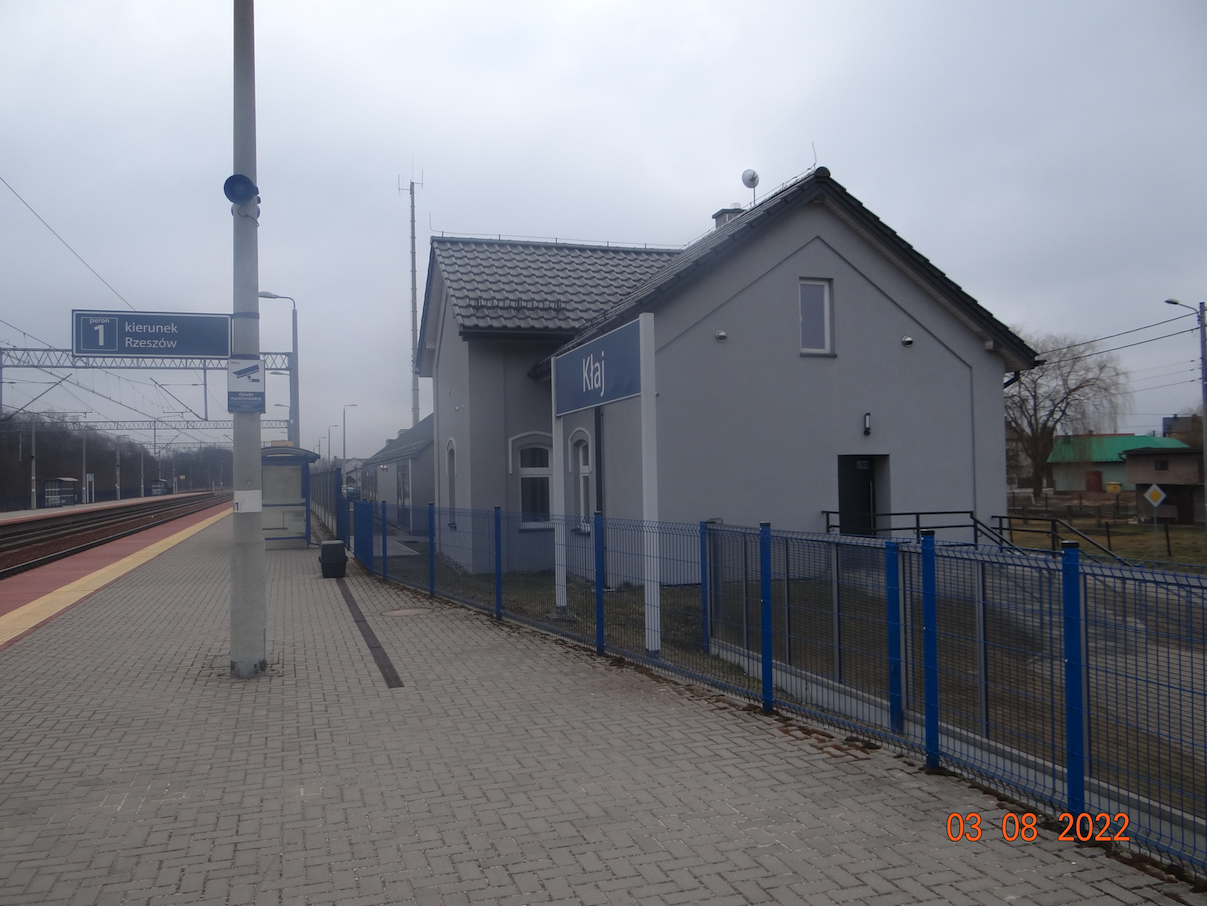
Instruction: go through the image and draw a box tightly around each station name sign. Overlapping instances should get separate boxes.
[72,310,231,358]
[554,319,641,416]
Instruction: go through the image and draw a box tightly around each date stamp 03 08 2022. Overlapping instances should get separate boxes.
[946,811,1131,844]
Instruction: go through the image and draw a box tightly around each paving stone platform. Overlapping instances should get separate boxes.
[1,516,1203,905]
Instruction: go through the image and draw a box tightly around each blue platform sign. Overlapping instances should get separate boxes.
[554,319,641,416]
[72,310,231,358]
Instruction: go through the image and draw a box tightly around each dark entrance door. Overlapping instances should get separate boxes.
[837,455,877,536]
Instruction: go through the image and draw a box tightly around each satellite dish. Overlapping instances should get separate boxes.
[741,169,759,189]
[223,174,258,205]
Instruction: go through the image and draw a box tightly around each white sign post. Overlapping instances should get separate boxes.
[1145,483,1166,558]
[551,312,660,656]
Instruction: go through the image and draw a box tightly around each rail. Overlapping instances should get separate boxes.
[0,492,232,580]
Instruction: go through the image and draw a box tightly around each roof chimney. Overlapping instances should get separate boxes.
[712,204,743,230]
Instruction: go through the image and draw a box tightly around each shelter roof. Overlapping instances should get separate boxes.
[260,445,321,464]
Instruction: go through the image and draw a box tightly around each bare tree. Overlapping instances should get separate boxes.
[1005,333,1129,498]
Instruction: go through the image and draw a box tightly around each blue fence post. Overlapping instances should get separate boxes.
[885,539,904,735]
[595,511,605,654]
[760,522,773,715]
[921,529,939,769]
[1062,540,1085,816]
[699,521,710,654]
[427,502,436,598]
[381,501,387,579]
[494,506,503,621]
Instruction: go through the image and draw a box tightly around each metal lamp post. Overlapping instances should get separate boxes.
[258,291,299,446]
[343,403,357,461]
[327,424,339,463]
[1164,298,1207,551]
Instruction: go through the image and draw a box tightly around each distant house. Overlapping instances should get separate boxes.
[360,414,434,532]
[1048,434,1189,493]
[417,166,1037,551]
[1125,446,1203,524]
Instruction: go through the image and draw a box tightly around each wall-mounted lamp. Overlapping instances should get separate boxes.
[863,413,872,436]
[714,329,728,343]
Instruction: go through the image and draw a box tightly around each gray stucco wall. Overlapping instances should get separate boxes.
[430,198,1012,547]
[605,202,1008,536]
[431,272,472,517]
[468,338,562,514]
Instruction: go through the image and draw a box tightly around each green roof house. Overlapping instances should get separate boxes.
[1048,434,1189,492]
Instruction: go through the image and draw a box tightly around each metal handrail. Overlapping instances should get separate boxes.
[993,514,1126,562]
[822,509,980,539]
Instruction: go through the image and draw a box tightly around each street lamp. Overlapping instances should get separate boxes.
[343,403,357,461]
[258,291,300,447]
[1164,298,1207,550]
[327,424,339,463]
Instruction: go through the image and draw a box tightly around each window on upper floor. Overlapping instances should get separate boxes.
[800,280,833,356]
[519,445,551,526]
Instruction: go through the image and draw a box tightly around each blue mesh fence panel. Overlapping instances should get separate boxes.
[428,507,495,610]
[497,512,590,643]
[771,531,901,741]
[352,499,374,570]
[380,498,431,592]
[1081,559,1207,867]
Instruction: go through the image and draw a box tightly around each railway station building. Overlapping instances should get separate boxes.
[416,167,1037,546]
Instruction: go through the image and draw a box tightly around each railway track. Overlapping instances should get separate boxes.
[0,492,233,580]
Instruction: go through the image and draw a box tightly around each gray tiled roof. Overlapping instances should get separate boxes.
[433,239,679,334]
[363,414,433,465]
[561,167,1038,373]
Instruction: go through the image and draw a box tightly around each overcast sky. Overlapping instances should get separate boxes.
[2,0,1205,459]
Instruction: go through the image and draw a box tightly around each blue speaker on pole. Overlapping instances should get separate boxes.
[223,174,258,205]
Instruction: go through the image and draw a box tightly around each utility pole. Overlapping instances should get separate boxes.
[403,175,422,429]
[230,0,266,679]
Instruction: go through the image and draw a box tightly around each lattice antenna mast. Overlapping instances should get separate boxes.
[401,173,423,429]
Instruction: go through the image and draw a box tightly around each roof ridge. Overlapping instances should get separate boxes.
[431,234,680,253]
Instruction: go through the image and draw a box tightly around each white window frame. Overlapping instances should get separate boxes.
[518,444,552,529]
[573,438,591,531]
[445,442,457,529]
[799,279,833,356]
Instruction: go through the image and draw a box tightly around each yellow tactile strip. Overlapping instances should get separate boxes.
[0,508,231,648]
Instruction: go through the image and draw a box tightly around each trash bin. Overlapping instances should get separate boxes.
[319,540,347,579]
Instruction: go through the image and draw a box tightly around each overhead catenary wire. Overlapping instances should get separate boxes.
[1038,311,1196,354]
[1038,327,1199,366]
[0,174,136,311]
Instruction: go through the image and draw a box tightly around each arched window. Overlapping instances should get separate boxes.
[519,445,551,526]
[446,445,457,528]
[574,439,591,526]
